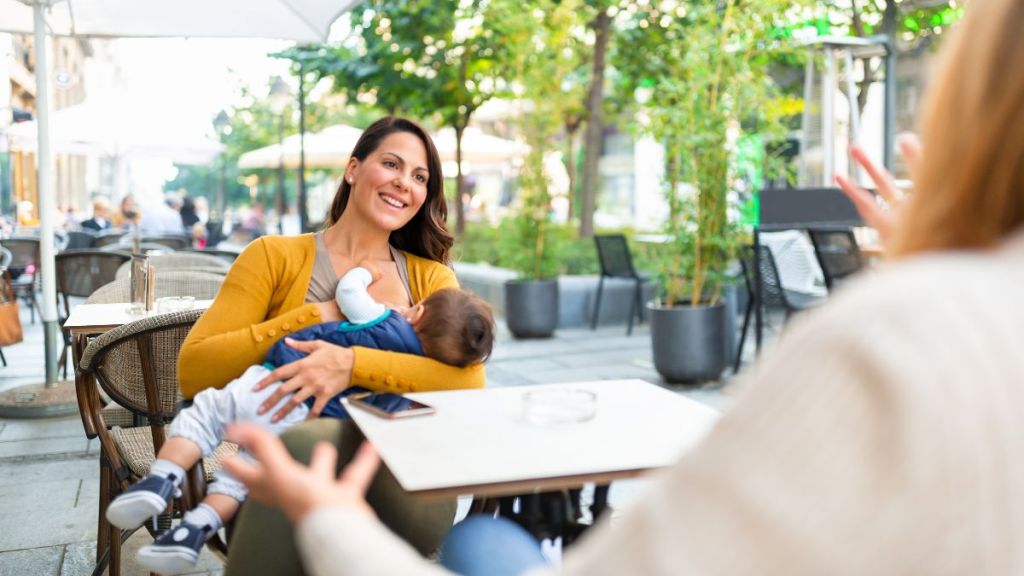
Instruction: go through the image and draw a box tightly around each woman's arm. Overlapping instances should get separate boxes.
[178,238,322,398]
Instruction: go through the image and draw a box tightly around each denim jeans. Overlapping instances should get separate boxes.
[440,515,549,576]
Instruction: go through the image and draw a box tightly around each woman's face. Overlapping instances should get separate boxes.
[346,131,430,232]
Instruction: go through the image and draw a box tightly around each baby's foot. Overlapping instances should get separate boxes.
[105,474,178,530]
[137,521,211,574]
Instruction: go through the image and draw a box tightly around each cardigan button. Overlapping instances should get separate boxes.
[255,335,264,343]
[385,376,396,386]
[268,329,277,337]
[282,323,291,331]
[311,308,321,317]
[297,315,306,323]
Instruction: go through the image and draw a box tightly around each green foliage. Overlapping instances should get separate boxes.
[612,0,805,307]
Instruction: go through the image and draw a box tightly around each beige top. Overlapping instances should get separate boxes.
[295,229,1024,575]
[305,232,412,305]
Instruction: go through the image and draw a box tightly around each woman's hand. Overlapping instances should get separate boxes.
[835,135,921,246]
[254,339,355,422]
[224,423,380,524]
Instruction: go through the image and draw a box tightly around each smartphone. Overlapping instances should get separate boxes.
[346,392,436,419]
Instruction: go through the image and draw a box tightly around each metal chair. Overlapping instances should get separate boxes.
[77,309,235,575]
[734,245,825,372]
[0,251,13,367]
[591,234,648,335]
[808,228,865,291]
[114,252,231,280]
[184,247,241,264]
[94,231,127,248]
[65,229,98,250]
[56,250,133,378]
[141,235,192,251]
[0,236,41,324]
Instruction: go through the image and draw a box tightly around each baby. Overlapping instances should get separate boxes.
[106,262,495,574]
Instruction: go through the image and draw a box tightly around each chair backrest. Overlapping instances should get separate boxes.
[0,237,41,276]
[141,235,191,251]
[100,241,176,255]
[56,250,133,315]
[114,252,231,279]
[88,270,224,304]
[743,245,788,310]
[807,228,864,290]
[65,230,98,250]
[594,234,638,278]
[93,231,126,247]
[79,308,203,423]
[184,248,240,264]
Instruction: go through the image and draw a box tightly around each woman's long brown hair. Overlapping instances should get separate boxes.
[326,116,453,264]
[890,0,1024,256]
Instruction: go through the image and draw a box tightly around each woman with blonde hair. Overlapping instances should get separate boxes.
[224,0,1024,574]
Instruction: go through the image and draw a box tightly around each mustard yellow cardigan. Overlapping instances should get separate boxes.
[177,234,485,398]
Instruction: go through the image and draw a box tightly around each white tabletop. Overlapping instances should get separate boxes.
[345,379,721,498]
[65,300,212,335]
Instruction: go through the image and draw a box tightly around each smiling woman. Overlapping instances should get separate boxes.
[176,116,478,575]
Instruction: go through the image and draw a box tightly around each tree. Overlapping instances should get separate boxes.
[578,0,616,238]
[290,0,525,235]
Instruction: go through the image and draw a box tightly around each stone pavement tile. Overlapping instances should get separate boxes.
[58,532,226,575]
[59,541,95,576]
[553,348,653,369]
[520,364,662,387]
[490,357,564,375]
[0,436,89,459]
[0,456,95,487]
[0,415,87,441]
[0,478,81,513]
[0,545,62,576]
[0,500,95,550]
[484,365,533,388]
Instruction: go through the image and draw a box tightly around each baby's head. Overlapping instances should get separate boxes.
[401,289,495,367]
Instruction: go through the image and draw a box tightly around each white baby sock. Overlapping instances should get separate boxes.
[149,459,186,486]
[183,503,223,534]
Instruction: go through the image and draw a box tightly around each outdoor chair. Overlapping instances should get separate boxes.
[1,236,41,324]
[100,241,176,255]
[141,235,192,251]
[64,229,98,250]
[56,250,133,378]
[79,271,224,432]
[184,247,241,264]
[808,228,865,291]
[93,231,127,248]
[734,245,826,372]
[592,234,648,335]
[114,252,231,280]
[78,308,235,575]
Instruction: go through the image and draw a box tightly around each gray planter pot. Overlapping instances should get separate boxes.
[505,279,559,339]
[649,301,728,383]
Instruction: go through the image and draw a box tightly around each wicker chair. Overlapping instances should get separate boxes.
[78,308,236,575]
[80,271,223,432]
[140,235,192,251]
[65,229,98,250]
[94,231,127,248]
[56,250,133,378]
[114,252,231,280]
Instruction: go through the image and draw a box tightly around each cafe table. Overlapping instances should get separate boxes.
[343,378,721,542]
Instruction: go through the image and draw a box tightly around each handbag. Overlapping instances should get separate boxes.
[0,270,24,346]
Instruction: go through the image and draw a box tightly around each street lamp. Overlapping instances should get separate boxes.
[212,109,230,220]
[268,75,292,234]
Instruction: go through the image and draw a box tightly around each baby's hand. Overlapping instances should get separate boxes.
[357,259,382,283]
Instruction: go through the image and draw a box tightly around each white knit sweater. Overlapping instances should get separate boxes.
[296,230,1024,575]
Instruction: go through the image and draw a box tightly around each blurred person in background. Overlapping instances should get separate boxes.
[141,192,187,236]
[224,1,1024,574]
[112,194,142,232]
[81,196,113,232]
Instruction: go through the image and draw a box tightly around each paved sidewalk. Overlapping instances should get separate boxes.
[0,304,752,575]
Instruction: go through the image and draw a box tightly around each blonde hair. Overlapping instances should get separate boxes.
[889,0,1024,256]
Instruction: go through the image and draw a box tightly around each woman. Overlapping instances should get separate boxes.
[177,117,482,574]
[226,0,1024,573]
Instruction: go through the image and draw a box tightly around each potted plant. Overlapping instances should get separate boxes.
[615,0,797,381]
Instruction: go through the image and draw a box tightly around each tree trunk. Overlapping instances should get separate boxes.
[454,124,466,235]
[579,7,611,238]
[564,121,580,222]
[297,62,309,233]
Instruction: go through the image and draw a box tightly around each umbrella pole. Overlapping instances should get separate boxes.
[0,1,77,418]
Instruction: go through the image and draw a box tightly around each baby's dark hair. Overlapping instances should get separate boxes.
[414,289,495,367]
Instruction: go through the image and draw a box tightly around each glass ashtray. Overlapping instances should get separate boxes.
[522,388,597,425]
[156,296,195,314]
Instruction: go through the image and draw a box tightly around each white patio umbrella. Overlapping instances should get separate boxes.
[432,126,529,164]
[0,0,358,412]
[7,99,225,164]
[238,123,363,169]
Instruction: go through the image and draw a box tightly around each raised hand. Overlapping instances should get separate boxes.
[835,135,921,246]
